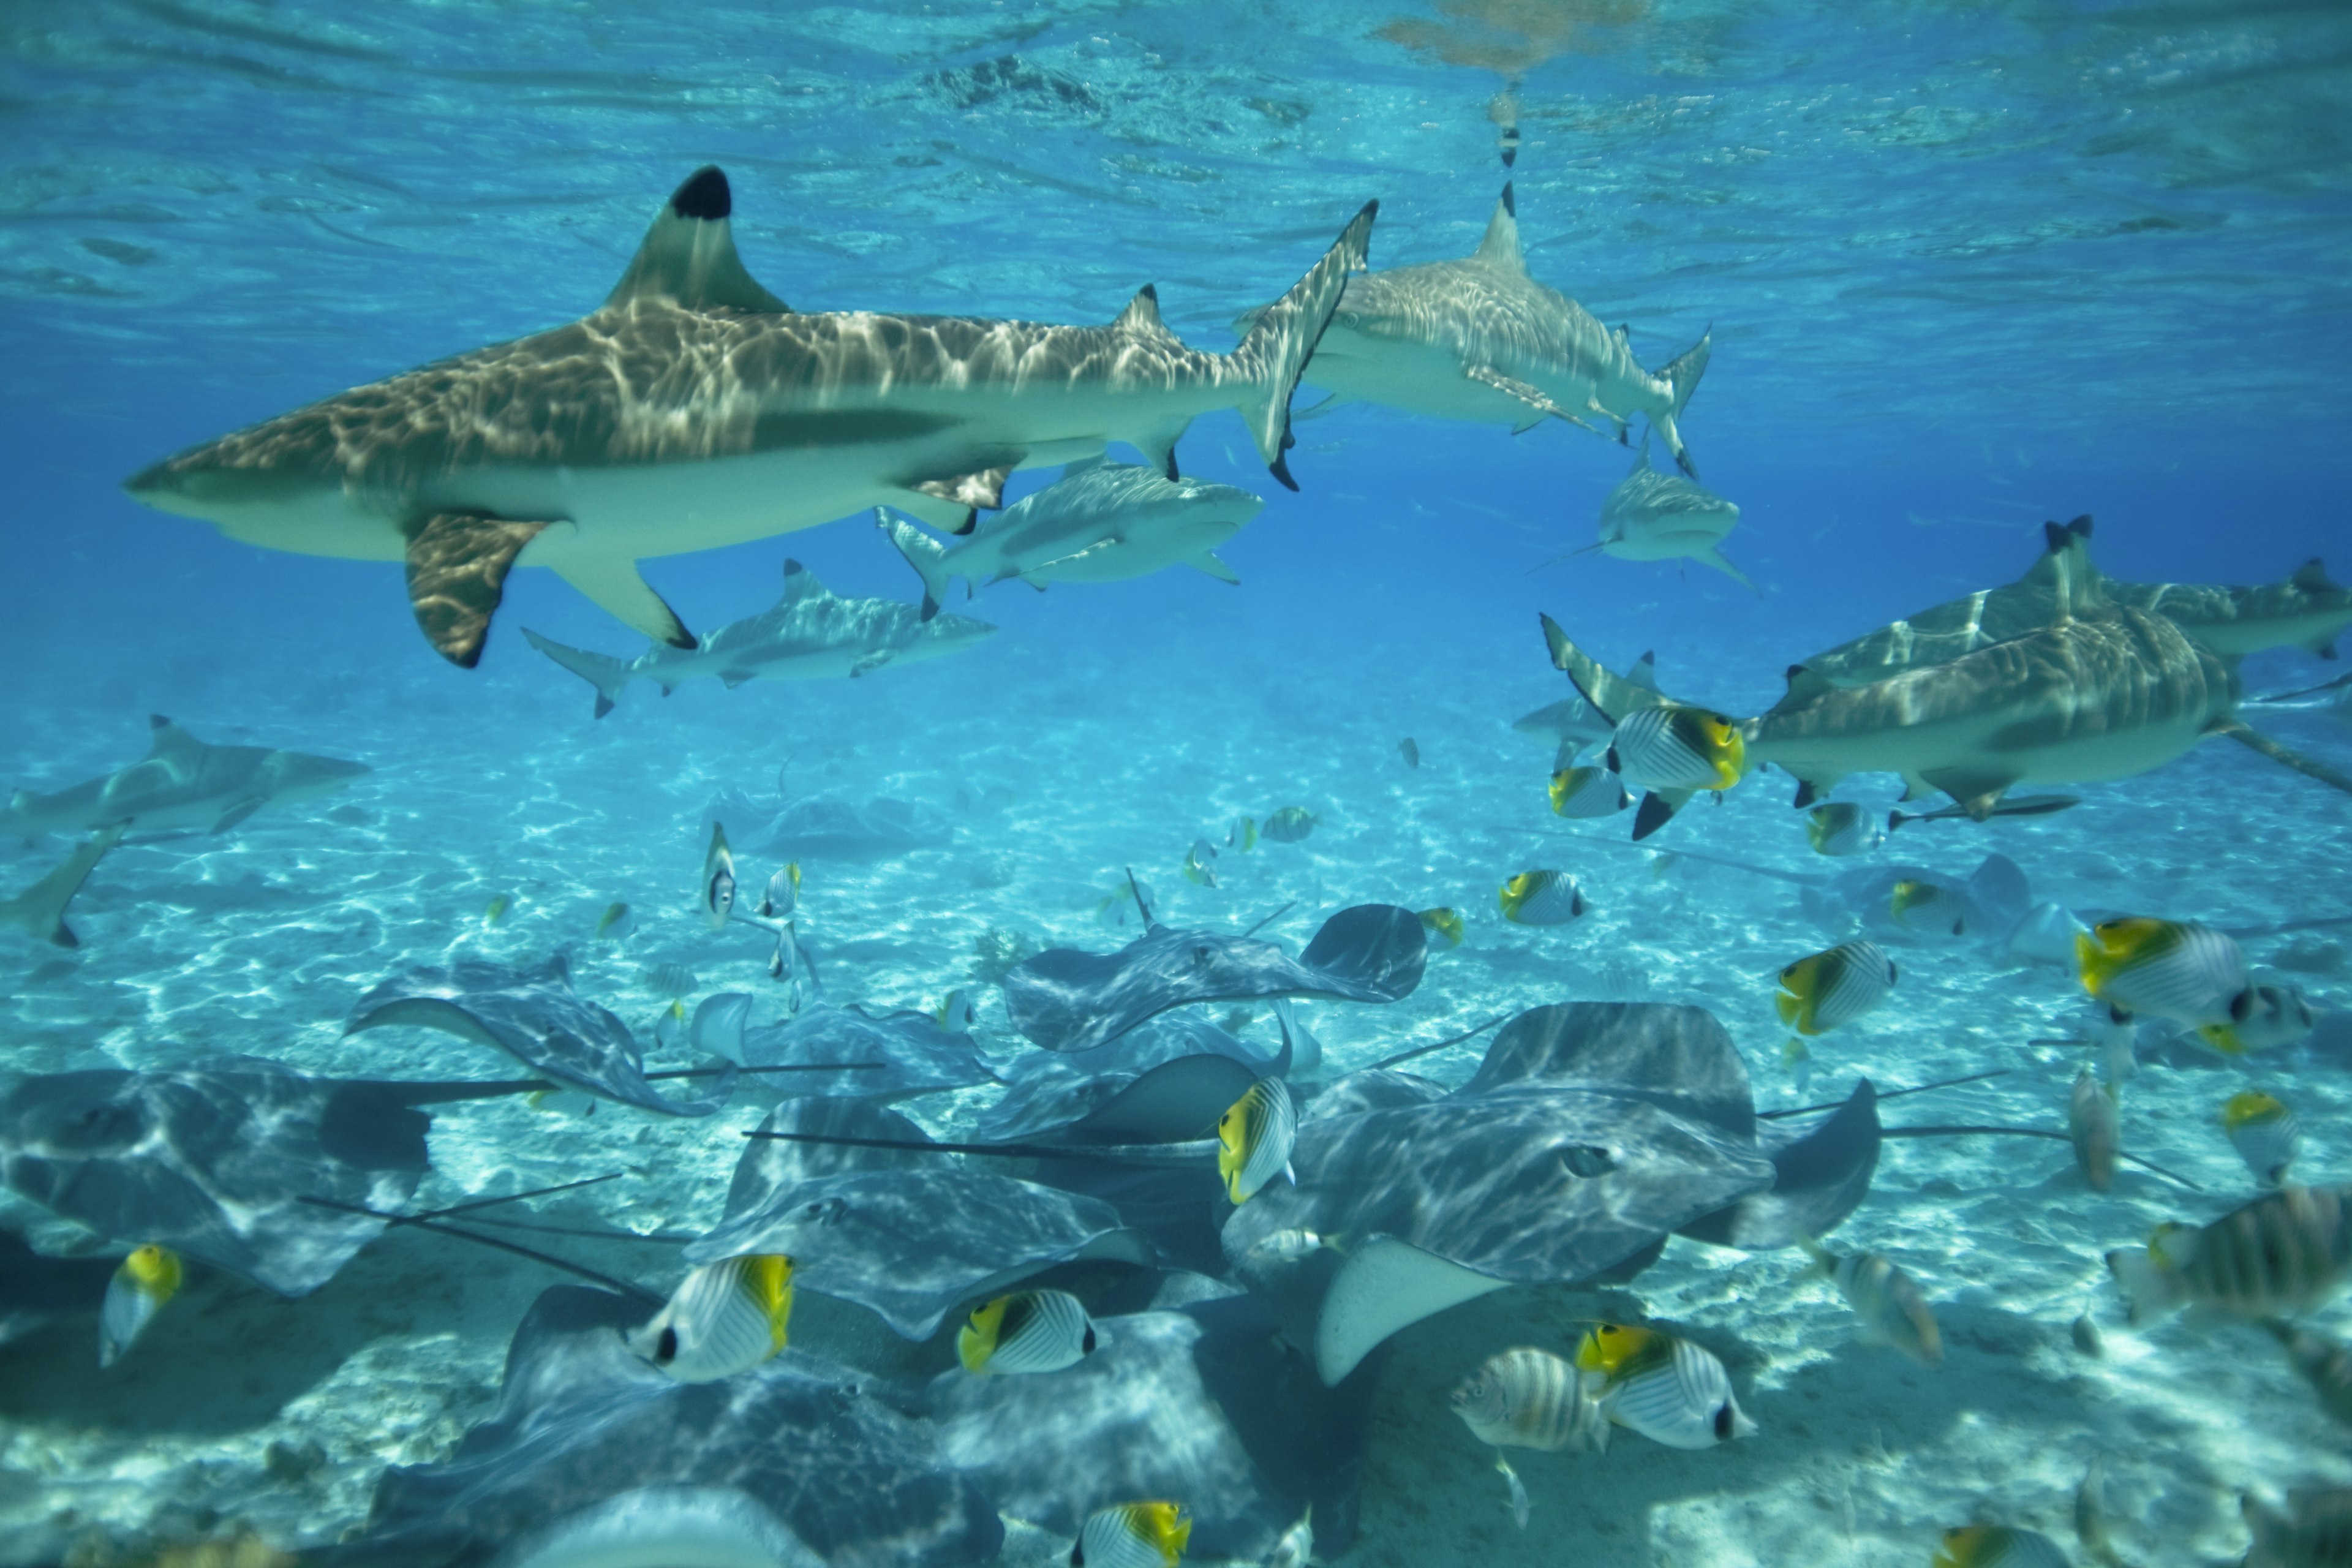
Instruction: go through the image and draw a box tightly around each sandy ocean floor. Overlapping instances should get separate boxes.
[3,606,2350,1568]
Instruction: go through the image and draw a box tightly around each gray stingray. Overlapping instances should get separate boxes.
[525,557,995,718]
[0,714,368,839]
[1804,516,2352,685]
[0,1230,116,1347]
[1221,1002,1777,1384]
[127,163,1373,666]
[697,1109,1153,1340]
[346,1283,1003,1568]
[348,954,737,1116]
[703,786,952,861]
[977,1012,1281,1144]
[737,1003,999,1102]
[930,1293,1377,1559]
[0,1058,448,1296]
[1003,903,1426,1054]
[1678,1080,1881,1250]
[1246,184,1711,473]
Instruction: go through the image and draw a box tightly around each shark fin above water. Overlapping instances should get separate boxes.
[604,165,791,314]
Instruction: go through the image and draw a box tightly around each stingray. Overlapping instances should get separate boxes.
[978,1012,1284,1144]
[703,786,951,862]
[0,1058,463,1296]
[737,1003,1000,1102]
[703,1101,1155,1340]
[930,1293,1375,1561]
[1678,1079,1881,1250]
[1003,903,1426,1054]
[1220,1002,1778,1384]
[345,1283,1003,1568]
[0,1229,116,1347]
[349,954,737,1116]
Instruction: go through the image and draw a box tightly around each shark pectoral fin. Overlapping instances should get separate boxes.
[550,557,694,651]
[1137,419,1191,480]
[908,458,1021,512]
[1232,201,1378,486]
[1189,552,1242,586]
[1897,774,1934,802]
[1921,767,2018,820]
[403,513,551,668]
[849,651,894,678]
[1463,364,1597,434]
[2217,721,2352,797]
[1700,548,1757,594]
[0,823,122,948]
[889,489,978,533]
[209,796,267,834]
[718,669,758,690]
[1292,391,1347,423]
[1633,788,1694,840]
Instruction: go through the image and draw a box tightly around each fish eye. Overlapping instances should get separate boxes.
[656,1326,679,1363]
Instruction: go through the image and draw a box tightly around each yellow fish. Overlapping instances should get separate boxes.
[1774,940,1896,1036]
[1076,1503,1191,1568]
[1418,907,1464,948]
[99,1244,183,1368]
[483,894,510,924]
[1216,1077,1297,1204]
[1932,1526,2070,1567]
[627,1254,793,1382]
[2075,917,2244,1027]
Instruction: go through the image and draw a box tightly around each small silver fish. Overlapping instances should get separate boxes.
[1261,807,1317,843]
[1245,1228,1342,1267]
[1548,766,1631,819]
[1804,802,1882,857]
[595,901,636,941]
[1499,869,1586,925]
[1888,878,1966,940]
[935,989,977,1033]
[2225,1090,2301,1186]
[700,824,737,930]
[1451,1346,1610,1453]
[1183,839,1219,888]
[1800,1237,1942,1366]
[1264,1504,1313,1568]
[2069,1071,2119,1193]
[1398,737,1420,770]
[760,862,801,919]
[2199,982,2317,1057]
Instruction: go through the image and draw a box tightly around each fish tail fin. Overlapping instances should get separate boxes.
[521,628,633,719]
[876,508,952,621]
[2103,1246,2179,1322]
[0,823,122,948]
[2217,720,2352,797]
[1231,202,1378,490]
[1648,327,1712,477]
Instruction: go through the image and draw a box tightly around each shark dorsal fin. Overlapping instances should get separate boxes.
[2023,513,2101,613]
[605,166,791,315]
[2292,559,2341,594]
[145,715,205,761]
[1625,651,1661,692]
[779,559,827,601]
[1475,183,1525,274]
[1113,284,1166,334]
[1782,664,1834,705]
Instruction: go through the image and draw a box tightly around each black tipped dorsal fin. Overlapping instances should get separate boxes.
[1781,664,1834,706]
[2292,558,2342,594]
[780,559,830,601]
[606,166,791,314]
[145,716,205,760]
[1114,284,1166,333]
[1475,184,1525,273]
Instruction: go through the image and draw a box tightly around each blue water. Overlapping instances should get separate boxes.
[3,3,2351,1566]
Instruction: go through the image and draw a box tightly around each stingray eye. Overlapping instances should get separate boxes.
[1191,944,1212,966]
[656,1326,679,1363]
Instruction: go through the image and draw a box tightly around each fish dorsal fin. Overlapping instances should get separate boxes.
[2293,559,2342,594]
[1475,183,1525,273]
[605,166,791,314]
[145,715,206,761]
[1113,284,1166,334]
[1625,650,1661,692]
[1781,664,1834,705]
[779,558,828,601]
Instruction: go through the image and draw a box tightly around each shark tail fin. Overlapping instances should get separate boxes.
[1231,201,1378,490]
[0,823,123,948]
[2218,720,2352,798]
[521,628,633,720]
[876,508,952,621]
[1648,328,1713,477]
[1539,613,1676,726]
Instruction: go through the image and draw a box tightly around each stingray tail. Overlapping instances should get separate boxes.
[0,822,122,948]
[2217,720,2352,797]
[1648,326,1712,477]
[521,628,633,720]
[876,508,953,621]
[1229,202,1378,489]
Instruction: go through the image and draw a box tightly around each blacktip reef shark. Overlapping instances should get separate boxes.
[1540,561,2352,839]
[0,825,121,947]
[126,166,1377,667]
[1,715,368,839]
[1257,183,1711,474]
[1804,515,2352,686]
[1588,437,1749,588]
[878,453,1264,620]
[523,557,994,718]
[1512,647,1658,769]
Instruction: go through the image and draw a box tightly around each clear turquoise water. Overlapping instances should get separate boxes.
[2,4,2350,1566]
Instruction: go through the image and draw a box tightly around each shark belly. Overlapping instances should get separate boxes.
[1303,326,1533,424]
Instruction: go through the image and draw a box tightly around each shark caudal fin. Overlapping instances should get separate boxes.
[0,823,123,948]
[1539,613,1675,726]
[1231,202,1378,491]
[521,628,635,719]
[1648,328,1713,477]
[876,508,953,621]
